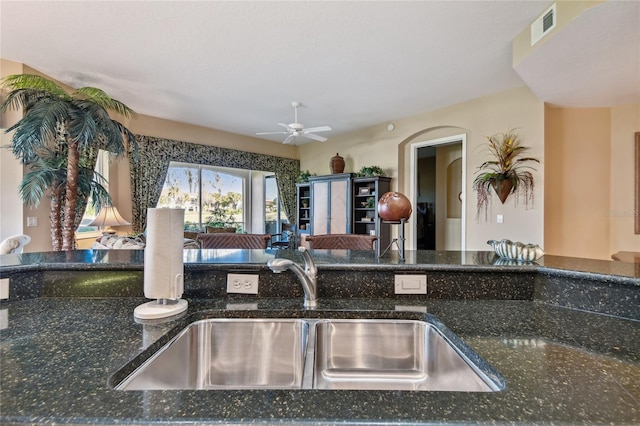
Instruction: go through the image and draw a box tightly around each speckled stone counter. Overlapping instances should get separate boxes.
[1,249,639,425]
[2,297,639,425]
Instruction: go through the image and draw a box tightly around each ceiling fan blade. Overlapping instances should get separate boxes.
[302,132,327,142]
[303,126,331,133]
[256,131,289,135]
[282,134,296,145]
[277,123,291,130]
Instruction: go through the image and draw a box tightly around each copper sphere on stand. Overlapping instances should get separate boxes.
[377,192,412,221]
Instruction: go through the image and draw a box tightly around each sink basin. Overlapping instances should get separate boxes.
[314,319,499,391]
[116,318,309,390]
[114,316,503,392]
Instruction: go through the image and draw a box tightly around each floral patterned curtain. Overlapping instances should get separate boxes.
[128,135,299,233]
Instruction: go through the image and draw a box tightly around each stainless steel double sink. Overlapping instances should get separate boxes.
[115,317,504,392]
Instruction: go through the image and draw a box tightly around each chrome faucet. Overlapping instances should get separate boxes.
[267,246,318,308]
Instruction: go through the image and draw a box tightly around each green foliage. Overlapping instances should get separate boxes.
[296,170,316,183]
[205,191,242,228]
[356,165,386,177]
[365,197,376,208]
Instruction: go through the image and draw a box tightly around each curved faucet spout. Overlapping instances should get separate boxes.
[267,247,318,308]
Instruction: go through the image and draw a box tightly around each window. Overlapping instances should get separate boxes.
[157,162,245,232]
[77,149,110,233]
[264,175,288,235]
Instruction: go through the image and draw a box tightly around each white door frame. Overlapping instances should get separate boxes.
[409,133,466,251]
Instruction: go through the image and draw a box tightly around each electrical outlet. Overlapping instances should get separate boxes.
[0,278,9,300]
[394,274,427,295]
[226,273,259,294]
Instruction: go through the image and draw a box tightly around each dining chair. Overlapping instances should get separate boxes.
[270,223,297,249]
[305,234,377,250]
[197,233,272,249]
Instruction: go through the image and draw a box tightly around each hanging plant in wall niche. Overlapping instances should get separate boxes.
[473,129,539,221]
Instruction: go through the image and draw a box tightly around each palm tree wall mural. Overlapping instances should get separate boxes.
[1,74,137,250]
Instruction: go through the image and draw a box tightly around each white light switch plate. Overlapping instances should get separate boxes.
[394,275,427,294]
[226,273,259,294]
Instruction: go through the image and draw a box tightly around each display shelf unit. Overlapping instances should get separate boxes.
[352,176,392,254]
[296,183,311,234]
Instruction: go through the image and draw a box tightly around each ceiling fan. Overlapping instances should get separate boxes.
[257,101,331,145]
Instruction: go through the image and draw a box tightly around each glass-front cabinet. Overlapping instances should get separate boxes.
[309,173,353,235]
[352,176,391,251]
[296,183,311,235]
[296,174,391,249]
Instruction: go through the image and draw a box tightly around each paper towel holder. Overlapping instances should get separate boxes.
[134,298,188,320]
[135,207,188,320]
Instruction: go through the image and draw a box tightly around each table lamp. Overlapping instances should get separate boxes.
[88,204,131,234]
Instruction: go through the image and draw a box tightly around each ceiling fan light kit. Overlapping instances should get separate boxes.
[257,101,331,145]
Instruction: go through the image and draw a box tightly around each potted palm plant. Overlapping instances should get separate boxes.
[19,146,112,248]
[473,130,539,221]
[1,74,137,250]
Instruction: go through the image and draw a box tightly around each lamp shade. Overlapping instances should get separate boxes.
[88,205,130,230]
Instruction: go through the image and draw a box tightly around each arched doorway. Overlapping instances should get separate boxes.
[409,134,466,250]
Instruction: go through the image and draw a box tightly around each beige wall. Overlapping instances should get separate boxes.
[544,103,640,260]
[299,86,546,251]
[544,106,611,259]
[1,60,54,251]
[610,103,640,254]
[0,59,26,242]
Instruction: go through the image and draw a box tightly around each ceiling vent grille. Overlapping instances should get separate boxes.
[531,3,557,46]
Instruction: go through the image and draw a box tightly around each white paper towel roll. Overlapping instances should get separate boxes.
[144,208,184,300]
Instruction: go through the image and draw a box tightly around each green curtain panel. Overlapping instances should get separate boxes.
[128,135,299,233]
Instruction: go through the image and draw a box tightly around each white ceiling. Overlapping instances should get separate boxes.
[1,1,638,144]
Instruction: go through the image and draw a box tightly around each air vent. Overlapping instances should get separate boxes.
[531,3,556,46]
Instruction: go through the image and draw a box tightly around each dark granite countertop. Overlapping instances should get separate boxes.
[1,296,639,425]
[1,249,639,425]
[2,249,639,283]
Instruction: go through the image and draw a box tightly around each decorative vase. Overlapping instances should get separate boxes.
[487,239,544,262]
[330,153,345,174]
[377,192,412,221]
[491,179,513,204]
